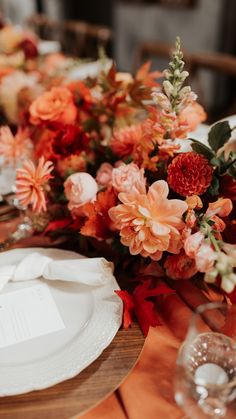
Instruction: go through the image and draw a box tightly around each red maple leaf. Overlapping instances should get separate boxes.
[115,290,135,329]
[228,288,236,304]
[135,61,162,87]
[116,278,174,336]
[44,218,72,233]
[78,187,118,240]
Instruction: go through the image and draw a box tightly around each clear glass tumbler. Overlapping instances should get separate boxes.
[175,302,236,418]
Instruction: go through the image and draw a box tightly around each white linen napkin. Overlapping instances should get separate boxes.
[0,252,114,292]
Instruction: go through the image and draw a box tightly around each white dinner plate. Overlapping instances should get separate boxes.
[38,40,61,55]
[0,248,122,396]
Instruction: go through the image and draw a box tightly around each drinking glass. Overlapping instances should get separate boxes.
[175,302,236,418]
[0,192,33,250]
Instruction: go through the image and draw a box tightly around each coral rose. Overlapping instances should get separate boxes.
[167,152,213,196]
[164,250,198,280]
[112,163,146,194]
[96,163,113,187]
[109,180,188,260]
[64,172,98,210]
[30,86,77,125]
[179,102,207,132]
[110,124,142,158]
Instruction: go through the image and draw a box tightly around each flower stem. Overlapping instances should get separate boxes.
[209,232,221,253]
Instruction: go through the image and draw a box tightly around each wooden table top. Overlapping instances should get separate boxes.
[0,323,144,419]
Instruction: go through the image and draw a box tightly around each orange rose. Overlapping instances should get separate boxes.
[29,86,77,125]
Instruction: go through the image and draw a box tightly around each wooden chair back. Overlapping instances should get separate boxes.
[133,40,192,72]
[133,40,236,119]
[62,20,112,58]
[188,51,236,118]
[26,14,60,42]
[26,14,112,59]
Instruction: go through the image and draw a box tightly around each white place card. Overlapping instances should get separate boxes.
[0,284,65,349]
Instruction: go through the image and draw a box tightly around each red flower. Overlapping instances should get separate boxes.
[74,187,118,240]
[164,250,198,280]
[167,152,213,196]
[52,124,89,157]
[116,278,173,335]
[35,129,57,161]
[220,175,236,201]
[68,81,94,109]
[18,38,38,59]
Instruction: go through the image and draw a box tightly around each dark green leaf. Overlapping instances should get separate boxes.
[190,138,215,160]
[208,121,231,152]
[210,156,221,167]
[227,164,236,179]
[208,176,220,196]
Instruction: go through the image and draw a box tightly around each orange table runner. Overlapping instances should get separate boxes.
[81,286,222,419]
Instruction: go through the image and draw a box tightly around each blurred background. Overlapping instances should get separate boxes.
[0,0,235,122]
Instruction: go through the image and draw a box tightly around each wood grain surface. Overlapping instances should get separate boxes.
[0,323,144,419]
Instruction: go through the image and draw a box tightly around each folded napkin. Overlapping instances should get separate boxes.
[0,252,114,292]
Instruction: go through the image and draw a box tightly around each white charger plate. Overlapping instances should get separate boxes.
[0,248,122,396]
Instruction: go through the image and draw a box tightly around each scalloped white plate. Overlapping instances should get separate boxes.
[0,248,122,396]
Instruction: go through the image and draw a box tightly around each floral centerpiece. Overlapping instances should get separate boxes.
[0,38,236,334]
[0,21,97,126]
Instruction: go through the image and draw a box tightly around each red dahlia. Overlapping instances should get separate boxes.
[19,39,38,59]
[167,152,213,196]
[52,124,89,157]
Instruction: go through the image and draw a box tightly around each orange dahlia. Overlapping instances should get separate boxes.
[167,152,213,197]
[16,157,53,213]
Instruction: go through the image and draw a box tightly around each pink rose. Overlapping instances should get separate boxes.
[112,163,146,194]
[64,172,98,210]
[96,163,113,187]
[184,231,204,258]
[195,243,217,273]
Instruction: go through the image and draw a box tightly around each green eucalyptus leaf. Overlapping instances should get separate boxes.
[208,121,231,152]
[190,138,215,160]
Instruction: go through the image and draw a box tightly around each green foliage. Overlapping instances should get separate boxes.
[208,176,220,196]
[190,121,236,181]
[208,121,231,152]
[226,153,236,179]
[190,138,214,160]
